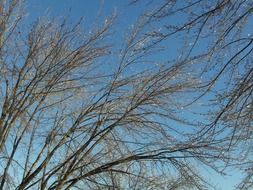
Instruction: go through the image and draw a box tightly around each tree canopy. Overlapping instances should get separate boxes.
[0,0,252,189]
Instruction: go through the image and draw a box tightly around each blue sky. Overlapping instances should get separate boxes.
[25,1,243,189]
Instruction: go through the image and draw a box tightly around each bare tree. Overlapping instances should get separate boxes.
[130,0,253,189]
[0,0,241,190]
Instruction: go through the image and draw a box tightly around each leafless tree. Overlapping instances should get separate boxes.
[0,0,243,189]
[130,0,252,189]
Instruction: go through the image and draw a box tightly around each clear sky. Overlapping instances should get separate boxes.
[25,1,243,189]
